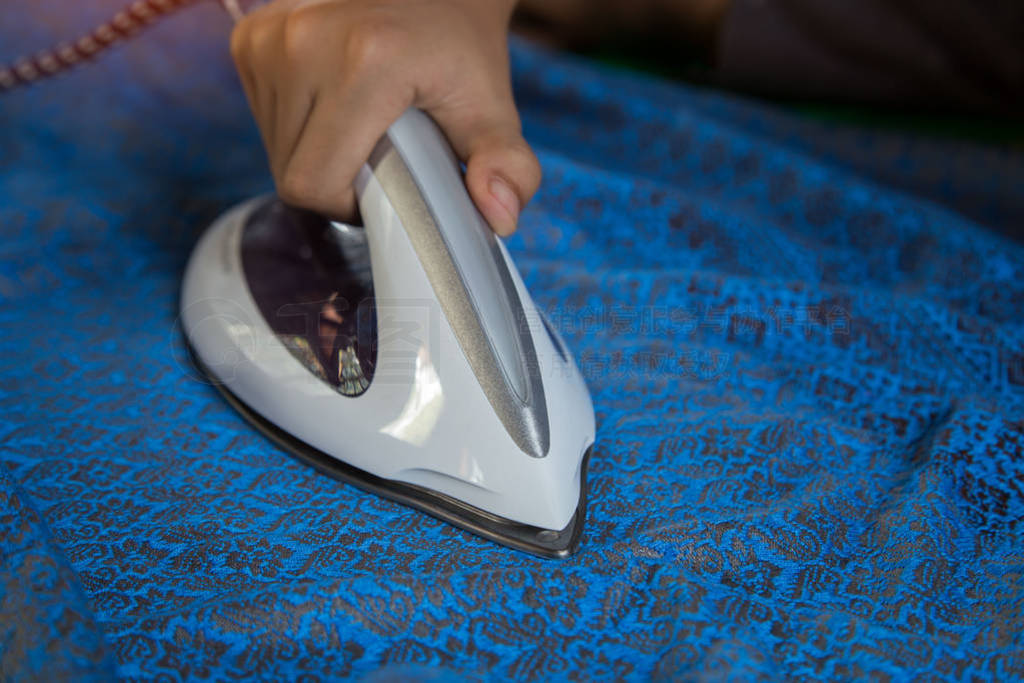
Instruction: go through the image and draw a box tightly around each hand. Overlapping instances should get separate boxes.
[230,0,541,236]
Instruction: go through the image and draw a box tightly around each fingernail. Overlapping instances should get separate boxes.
[488,176,520,231]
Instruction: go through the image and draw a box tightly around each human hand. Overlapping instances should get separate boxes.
[230,0,540,236]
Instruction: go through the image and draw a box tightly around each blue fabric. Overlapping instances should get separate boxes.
[2,2,1024,680]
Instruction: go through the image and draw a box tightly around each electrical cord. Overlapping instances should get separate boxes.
[0,0,243,93]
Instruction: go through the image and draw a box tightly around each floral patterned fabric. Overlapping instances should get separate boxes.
[2,1,1023,680]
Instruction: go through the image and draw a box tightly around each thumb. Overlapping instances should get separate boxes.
[429,104,542,236]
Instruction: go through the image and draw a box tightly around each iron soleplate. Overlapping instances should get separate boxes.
[188,344,589,559]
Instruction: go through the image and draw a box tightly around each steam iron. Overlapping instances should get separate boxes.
[180,109,596,558]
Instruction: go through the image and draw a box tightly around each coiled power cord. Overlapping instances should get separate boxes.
[0,0,245,92]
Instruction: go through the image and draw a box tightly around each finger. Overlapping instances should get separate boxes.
[231,13,282,158]
[267,4,325,181]
[430,98,542,236]
[270,86,316,183]
[229,19,258,110]
[278,81,413,220]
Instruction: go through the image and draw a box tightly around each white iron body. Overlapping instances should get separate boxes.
[181,110,595,555]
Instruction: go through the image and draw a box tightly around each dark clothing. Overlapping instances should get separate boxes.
[717,0,1024,115]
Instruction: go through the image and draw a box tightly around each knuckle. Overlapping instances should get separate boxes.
[344,15,405,72]
[228,21,249,62]
[523,146,542,185]
[278,170,321,208]
[281,6,320,61]
[495,137,542,196]
[510,137,537,162]
[521,165,542,196]
[245,17,277,58]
